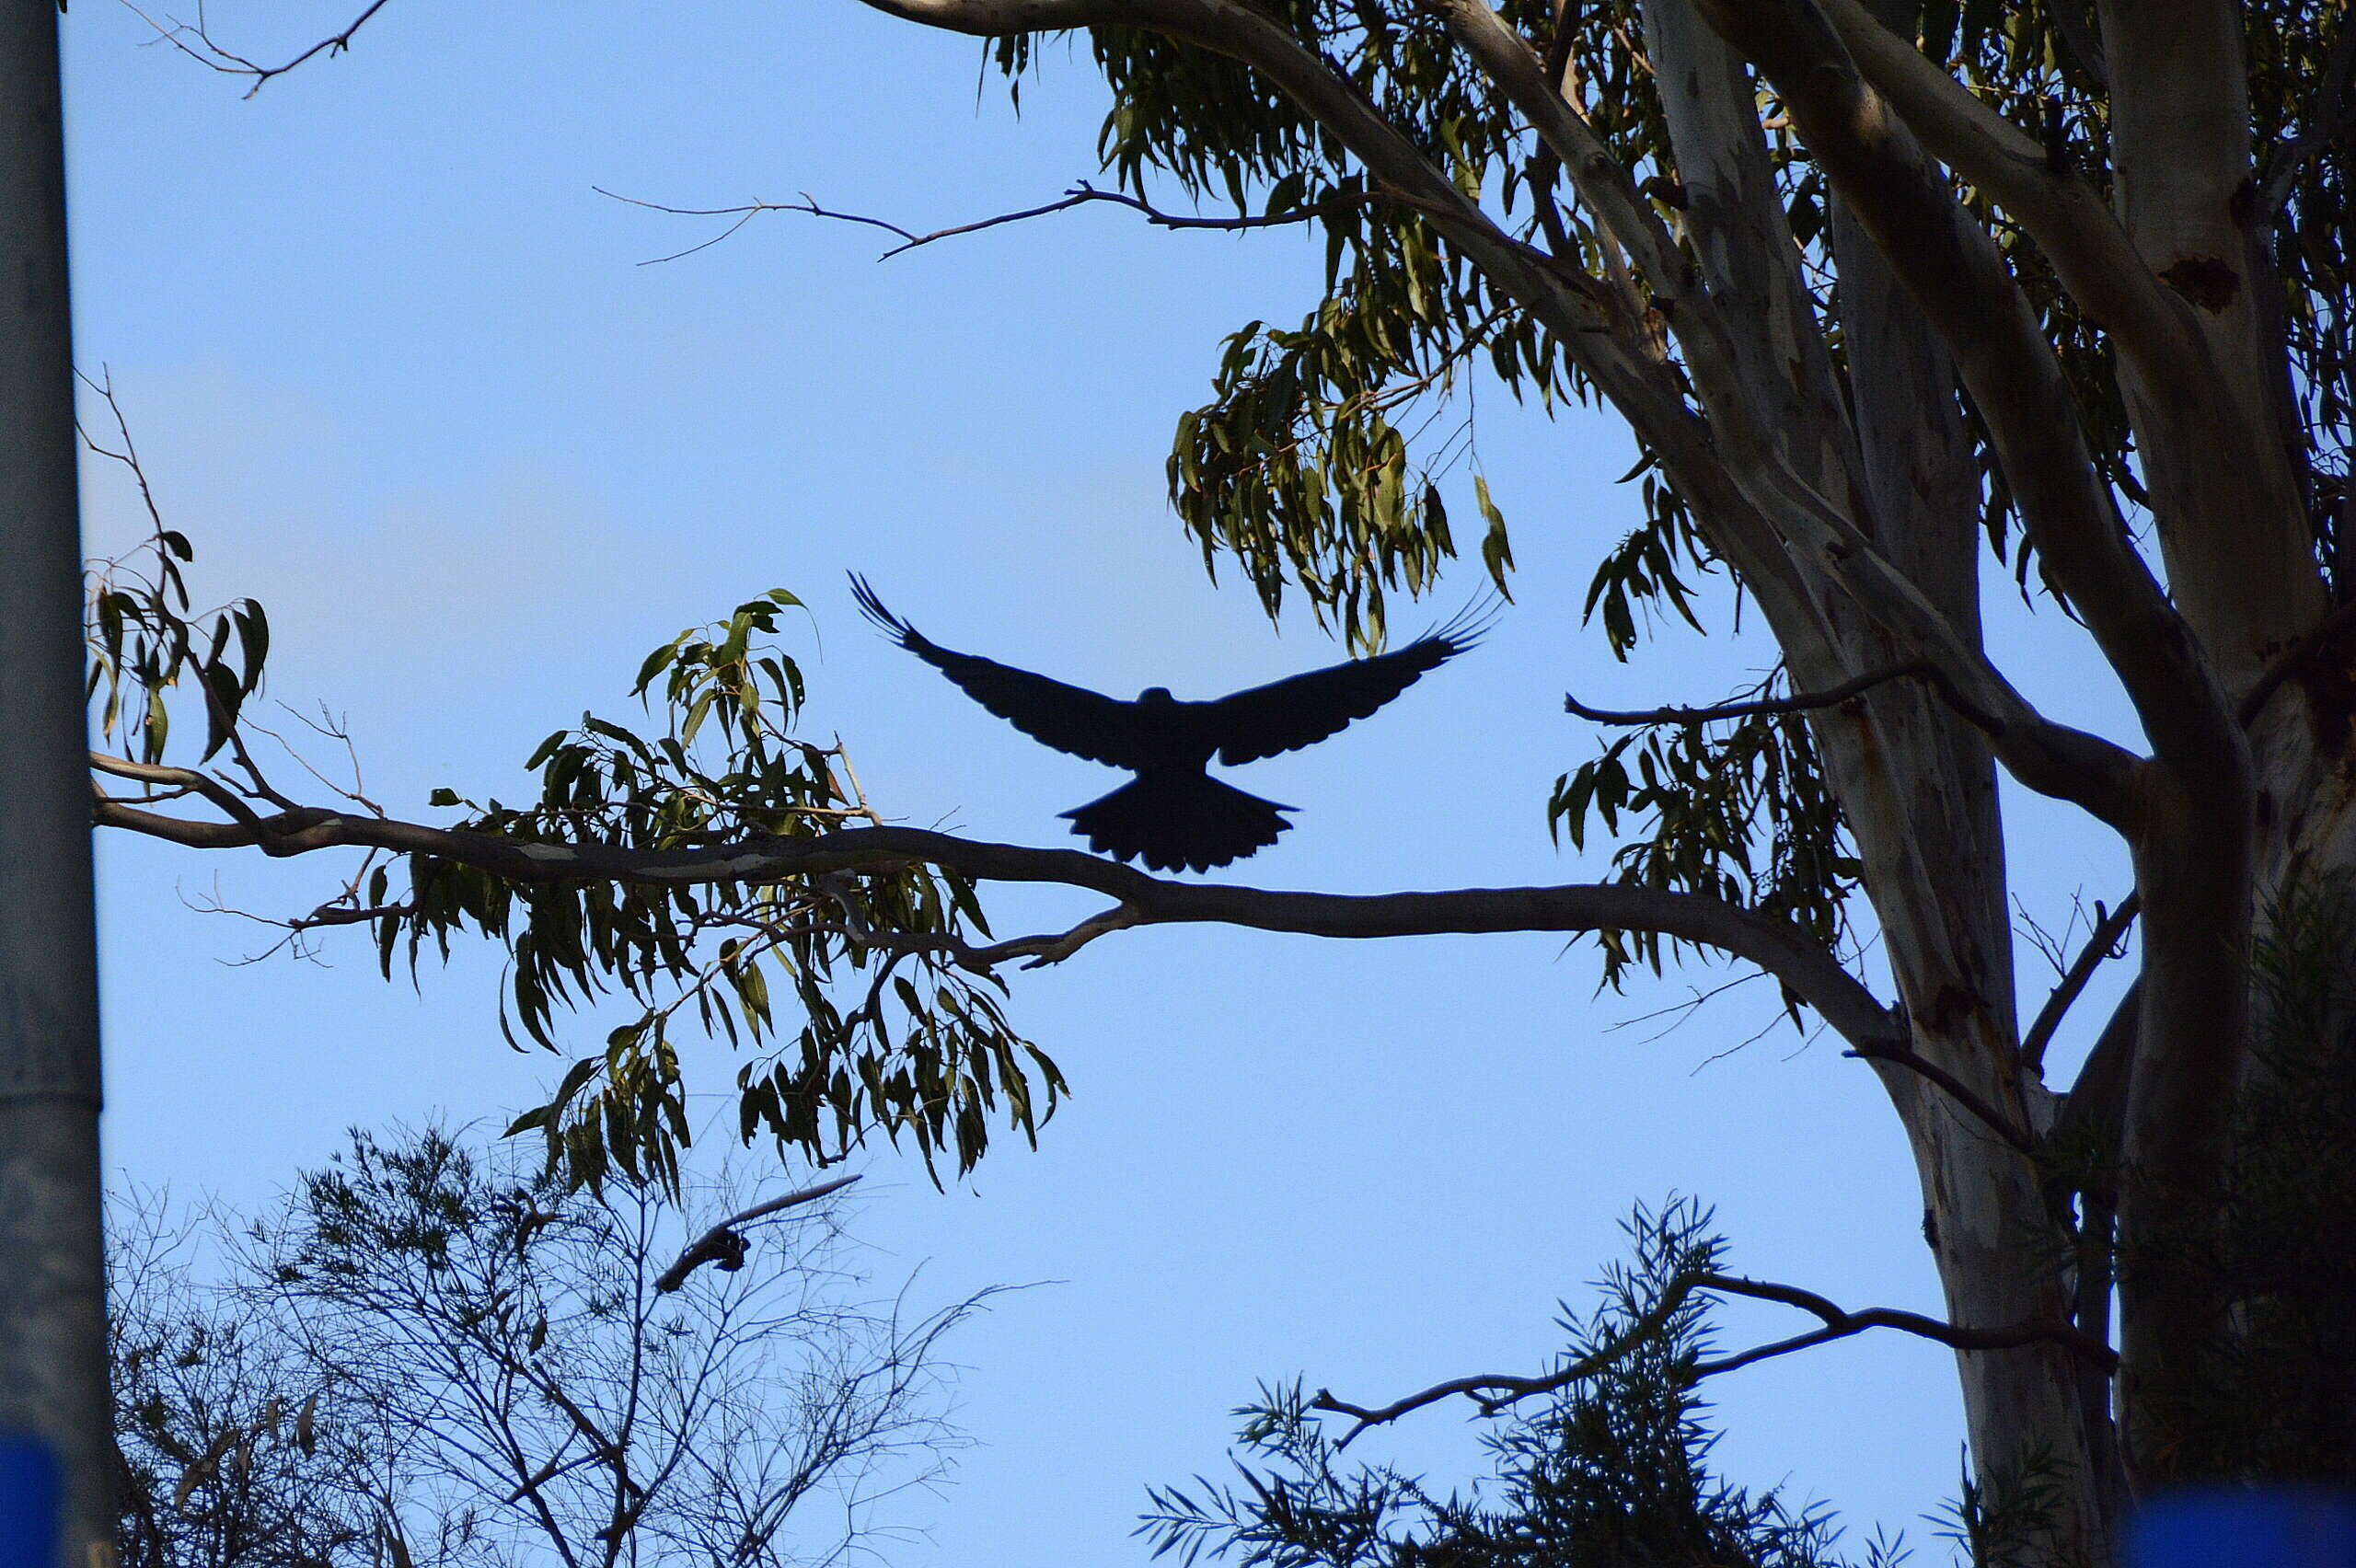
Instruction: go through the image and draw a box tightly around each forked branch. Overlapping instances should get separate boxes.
[117,0,396,98]
[1310,1269,2115,1438]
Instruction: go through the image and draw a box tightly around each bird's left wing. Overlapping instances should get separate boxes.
[851,576,1150,769]
[1205,599,1496,766]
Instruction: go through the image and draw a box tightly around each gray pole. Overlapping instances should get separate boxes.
[0,0,111,1559]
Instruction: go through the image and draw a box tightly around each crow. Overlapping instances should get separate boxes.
[851,576,1492,873]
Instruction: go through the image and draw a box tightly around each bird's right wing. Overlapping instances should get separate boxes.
[850,576,1149,769]
[1205,598,1496,766]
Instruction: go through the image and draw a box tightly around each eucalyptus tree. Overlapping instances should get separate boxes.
[90,2,2355,1562]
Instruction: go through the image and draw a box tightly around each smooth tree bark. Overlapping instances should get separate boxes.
[91,1,2356,1562]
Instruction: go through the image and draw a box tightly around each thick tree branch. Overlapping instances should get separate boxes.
[1430,0,1691,302]
[1818,0,2326,682]
[850,0,1119,24]
[846,0,1848,677]
[1310,1268,2113,1437]
[852,0,2144,838]
[91,752,268,830]
[2019,893,2138,1076]
[91,791,1905,1054]
[1811,0,2217,414]
[1691,0,2243,802]
[1417,1,2142,829]
[2235,598,2356,727]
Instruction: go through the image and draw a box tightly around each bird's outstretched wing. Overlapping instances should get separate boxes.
[851,576,1149,769]
[1206,598,1496,766]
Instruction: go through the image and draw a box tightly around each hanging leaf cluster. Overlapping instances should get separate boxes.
[85,538,1063,1193]
[87,524,271,767]
[384,594,1065,1191]
[1551,691,1859,992]
[1172,284,1523,651]
[1045,0,1683,647]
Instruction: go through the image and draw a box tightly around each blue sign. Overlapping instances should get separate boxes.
[0,1435,60,1568]
[2135,1491,2356,1568]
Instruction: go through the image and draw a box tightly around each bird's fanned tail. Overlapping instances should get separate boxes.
[1060,774,1296,874]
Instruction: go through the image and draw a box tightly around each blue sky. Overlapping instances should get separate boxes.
[66,2,2140,1561]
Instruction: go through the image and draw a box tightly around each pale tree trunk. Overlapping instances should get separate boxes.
[1637,8,2108,1549]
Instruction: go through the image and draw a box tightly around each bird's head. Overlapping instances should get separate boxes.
[1136,686,1178,707]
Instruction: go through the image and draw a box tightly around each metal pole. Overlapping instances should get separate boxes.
[0,0,112,1558]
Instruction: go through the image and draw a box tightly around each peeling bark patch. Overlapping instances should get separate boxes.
[2159,256,2241,313]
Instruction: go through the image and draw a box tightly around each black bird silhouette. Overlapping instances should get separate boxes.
[852,576,1491,872]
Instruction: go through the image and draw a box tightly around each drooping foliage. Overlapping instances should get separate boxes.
[86,525,1062,1191]
[406,593,1064,1189]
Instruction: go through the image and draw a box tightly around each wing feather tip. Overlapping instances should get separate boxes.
[1420,590,1505,658]
[847,572,918,647]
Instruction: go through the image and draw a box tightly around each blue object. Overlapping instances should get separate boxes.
[2134,1490,2356,1568]
[0,1435,60,1568]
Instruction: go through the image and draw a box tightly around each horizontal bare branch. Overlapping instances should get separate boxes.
[92,786,1903,1053]
[1311,1268,2114,1435]
[1565,662,1961,727]
[601,180,1395,264]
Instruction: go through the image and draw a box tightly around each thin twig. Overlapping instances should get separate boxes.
[1845,1038,2038,1154]
[595,180,1396,266]
[116,0,395,98]
[1566,662,1939,726]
